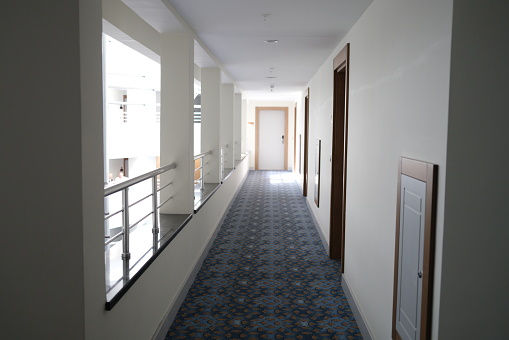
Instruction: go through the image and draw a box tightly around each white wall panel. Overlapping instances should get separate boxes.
[301,0,453,338]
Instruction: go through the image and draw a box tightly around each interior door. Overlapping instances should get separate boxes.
[396,174,426,340]
[257,109,286,170]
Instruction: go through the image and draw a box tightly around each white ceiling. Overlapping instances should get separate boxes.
[122,0,373,99]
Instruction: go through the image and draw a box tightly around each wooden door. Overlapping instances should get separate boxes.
[330,43,349,267]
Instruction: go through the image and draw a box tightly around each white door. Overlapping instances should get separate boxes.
[258,110,285,170]
[396,174,426,340]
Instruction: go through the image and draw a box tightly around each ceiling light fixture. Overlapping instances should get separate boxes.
[264,39,279,44]
[261,13,270,21]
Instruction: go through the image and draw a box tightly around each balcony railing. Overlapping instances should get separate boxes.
[194,150,211,190]
[220,144,228,179]
[104,163,176,303]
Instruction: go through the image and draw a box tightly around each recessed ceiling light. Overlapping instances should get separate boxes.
[264,40,279,43]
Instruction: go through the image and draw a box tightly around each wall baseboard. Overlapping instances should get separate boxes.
[303,184,372,340]
[152,169,249,340]
[341,274,374,340]
[304,198,329,255]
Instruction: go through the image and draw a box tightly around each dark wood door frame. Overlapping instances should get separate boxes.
[392,157,438,340]
[303,89,310,196]
[293,105,297,172]
[329,43,349,271]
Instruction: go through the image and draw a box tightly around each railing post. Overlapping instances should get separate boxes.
[121,188,131,282]
[152,176,159,254]
[220,146,224,179]
[200,156,205,190]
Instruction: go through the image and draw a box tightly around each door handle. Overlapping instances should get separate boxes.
[281,135,285,144]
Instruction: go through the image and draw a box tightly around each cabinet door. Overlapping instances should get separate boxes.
[396,174,426,340]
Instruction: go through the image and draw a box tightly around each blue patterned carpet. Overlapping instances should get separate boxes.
[166,171,362,339]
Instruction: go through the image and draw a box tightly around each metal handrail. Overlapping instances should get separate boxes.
[194,151,211,190]
[157,181,173,193]
[105,230,124,246]
[104,162,177,282]
[194,150,211,161]
[158,195,173,209]
[220,145,226,176]
[104,209,122,221]
[105,163,176,197]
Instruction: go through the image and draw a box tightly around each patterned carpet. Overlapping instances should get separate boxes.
[166,171,362,339]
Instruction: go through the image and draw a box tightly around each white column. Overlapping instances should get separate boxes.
[2,1,103,338]
[201,68,221,183]
[160,33,194,214]
[220,83,234,170]
[234,92,242,162]
[241,98,248,155]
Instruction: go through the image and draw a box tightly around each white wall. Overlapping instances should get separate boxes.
[102,0,160,56]
[0,1,104,339]
[159,33,194,214]
[129,156,157,177]
[246,100,297,170]
[438,0,509,338]
[299,0,453,338]
[201,68,221,183]
[234,93,242,161]
[220,84,234,169]
[241,99,248,155]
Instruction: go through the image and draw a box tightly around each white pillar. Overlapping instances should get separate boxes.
[201,68,221,183]
[241,98,248,155]
[234,92,242,162]
[221,83,234,170]
[2,1,103,338]
[160,33,194,214]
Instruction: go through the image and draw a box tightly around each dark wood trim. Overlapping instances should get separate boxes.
[329,43,349,272]
[293,105,297,172]
[392,157,438,340]
[314,139,321,207]
[303,89,310,196]
[392,160,404,340]
[299,134,302,174]
[333,47,349,71]
[123,158,129,177]
[255,107,289,170]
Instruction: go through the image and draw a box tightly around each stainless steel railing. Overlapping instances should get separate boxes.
[220,144,229,178]
[104,163,176,280]
[194,151,211,190]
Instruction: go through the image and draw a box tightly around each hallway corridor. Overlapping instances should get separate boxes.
[166,171,362,339]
